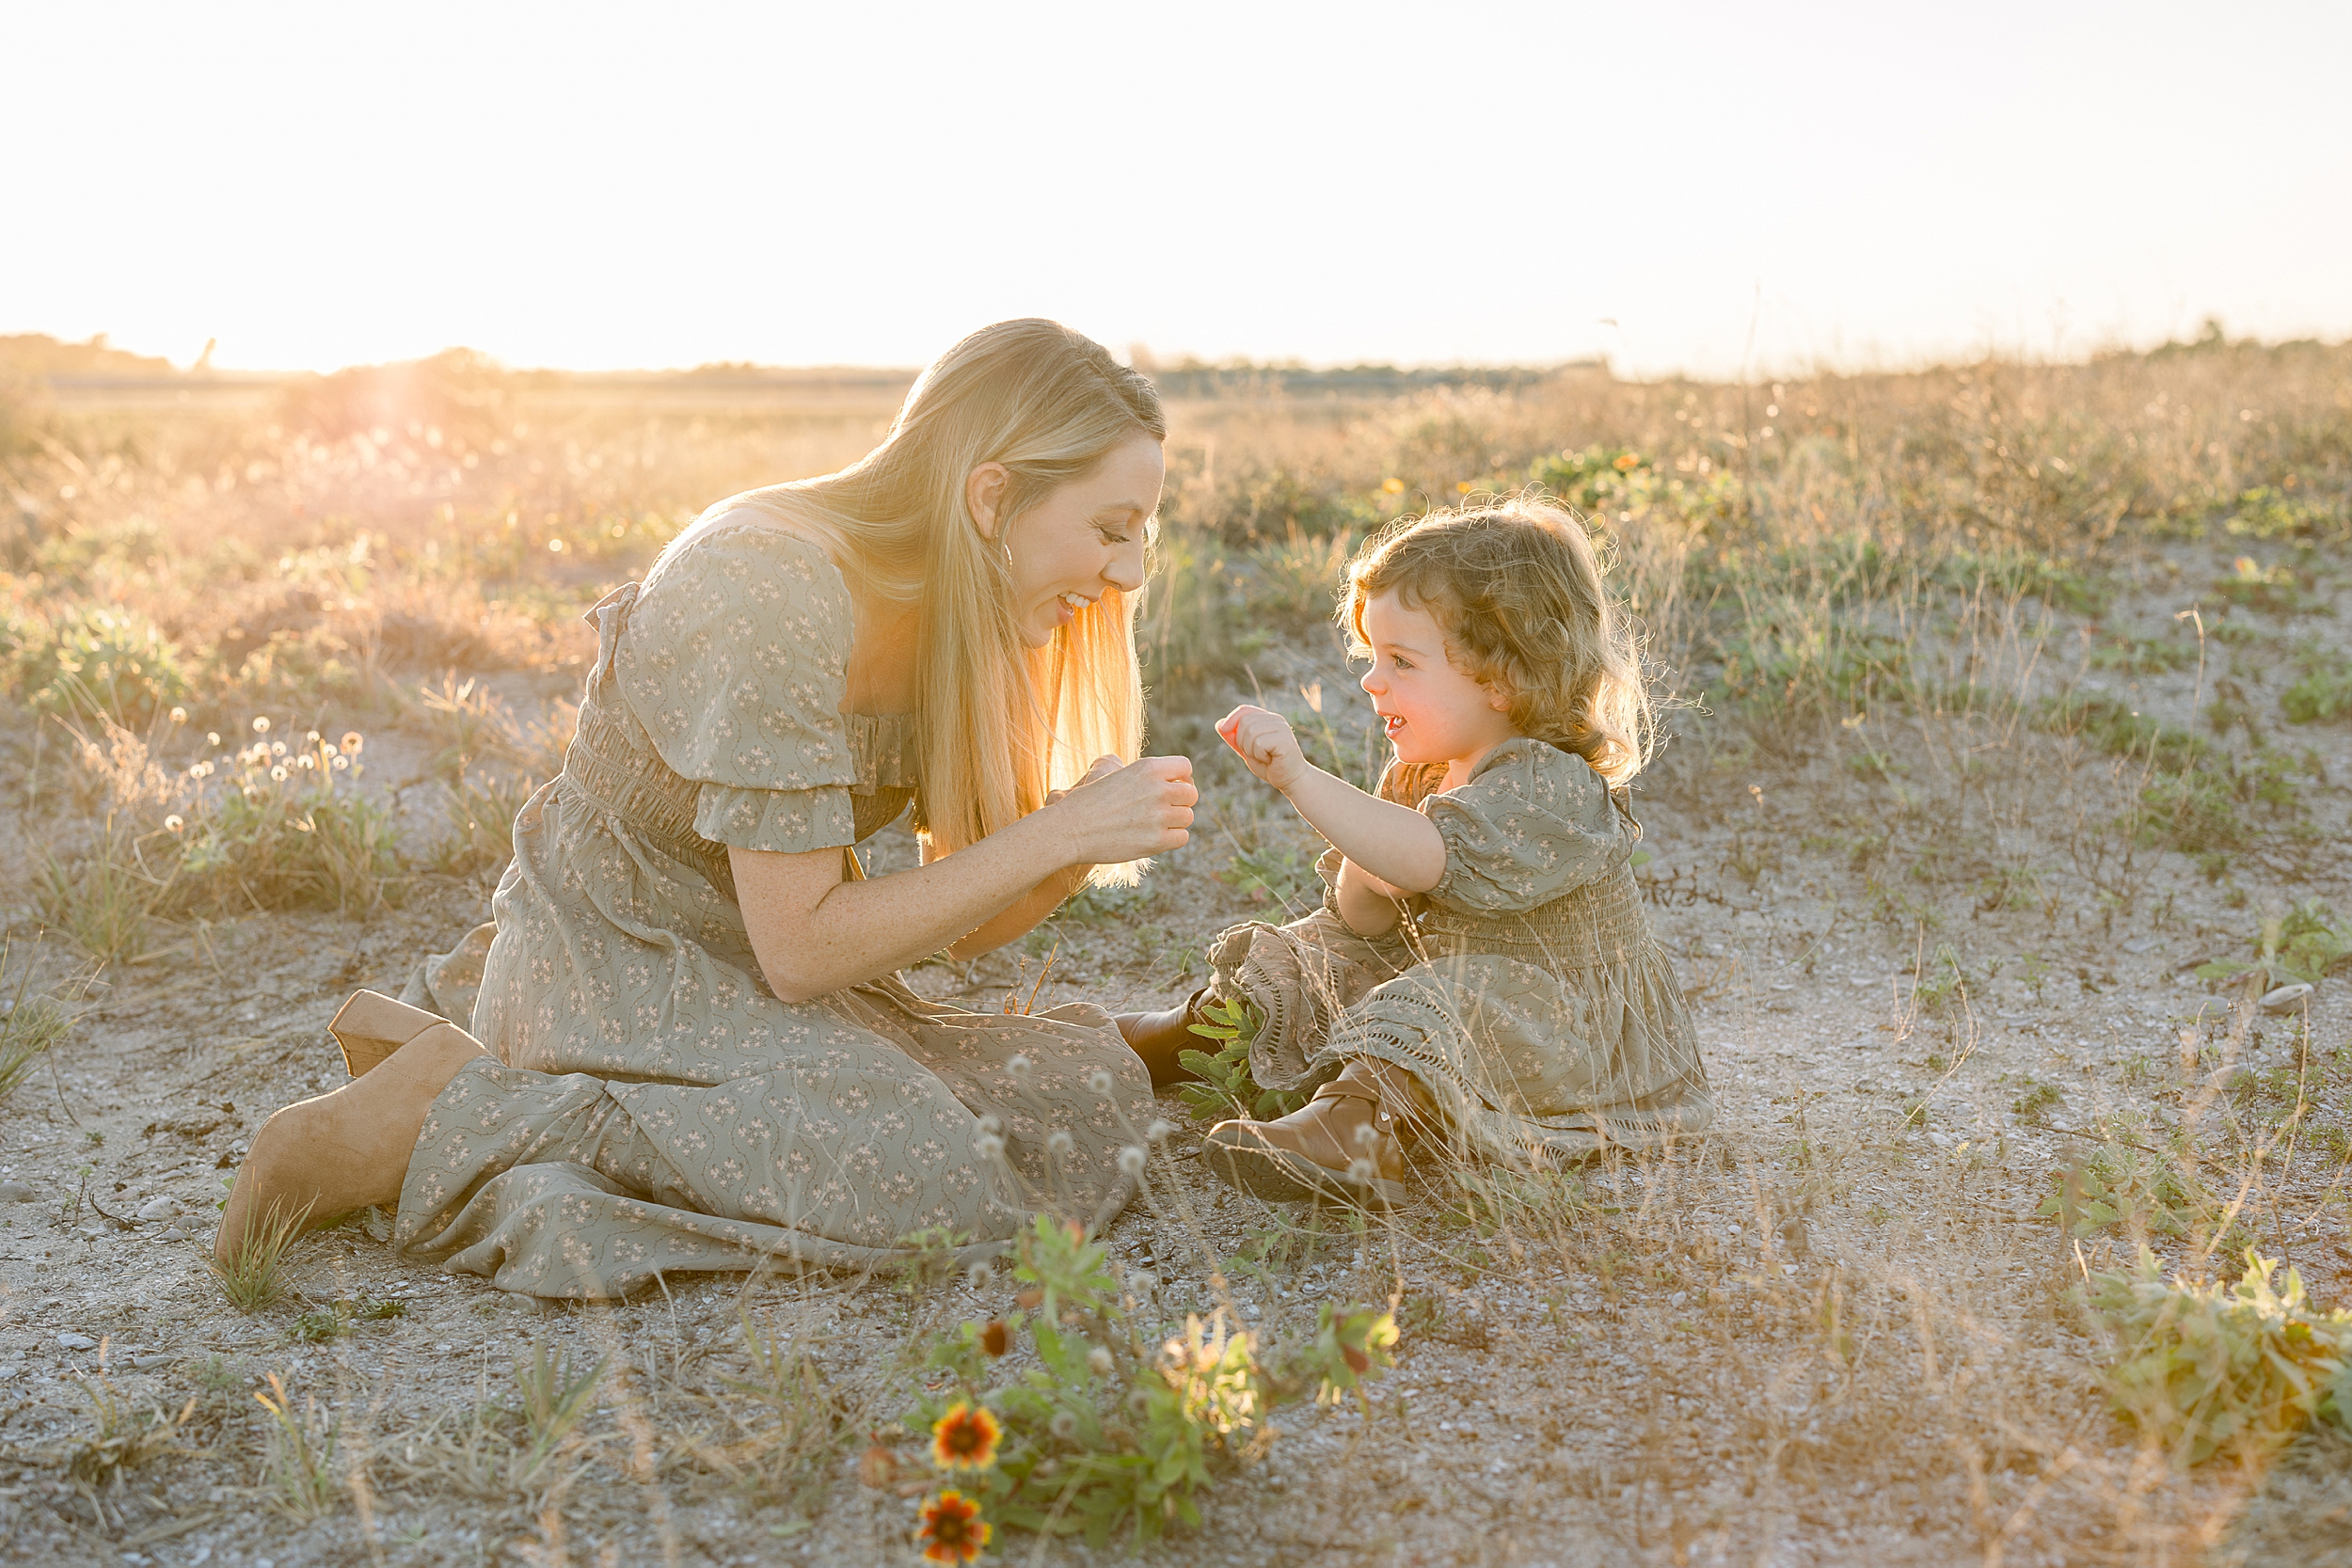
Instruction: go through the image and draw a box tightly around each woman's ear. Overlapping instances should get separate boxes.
[966,461,1011,541]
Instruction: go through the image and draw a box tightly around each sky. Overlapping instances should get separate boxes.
[6,1,2348,379]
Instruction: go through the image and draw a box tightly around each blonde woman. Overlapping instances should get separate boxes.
[216,321,1198,1297]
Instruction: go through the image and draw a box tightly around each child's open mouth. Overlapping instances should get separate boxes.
[1380,713,1405,737]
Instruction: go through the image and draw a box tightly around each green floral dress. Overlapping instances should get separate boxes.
[392,514,1156,1299]
[1204,737,1710,1164]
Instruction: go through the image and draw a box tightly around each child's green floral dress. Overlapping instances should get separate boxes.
[1204,737,1710,1164]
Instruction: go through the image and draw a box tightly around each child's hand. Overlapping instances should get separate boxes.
[1216,705,1310,791]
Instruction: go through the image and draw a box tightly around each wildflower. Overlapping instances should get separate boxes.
[979,1320,1009,1357]
[251,717,270,734]
[270,766,289,783]
[1380,477,1405,495]
[930,1402,1000,1471]
[331,755,349,770]
[1086,1068,1114,1096]
[1613,451,1641,471]
[1455,481,1474,494]
[168,706,186,724]
[164,815,183,833]
[1049,1409,1078,1439]
[1045,1130,1074,1158]
[340,732,363,755]
[1117,1145,1147,1177]
[916,1490,990,1565]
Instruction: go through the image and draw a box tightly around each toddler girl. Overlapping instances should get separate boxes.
[1123,496,1710,1203]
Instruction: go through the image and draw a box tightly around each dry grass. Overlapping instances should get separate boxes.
[0,333,2347,1563]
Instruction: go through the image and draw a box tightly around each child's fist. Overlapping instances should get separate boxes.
[1216,705,1308,790]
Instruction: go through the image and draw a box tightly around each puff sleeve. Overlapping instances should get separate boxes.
[612,517,861,854]
[1422,738,1630,914]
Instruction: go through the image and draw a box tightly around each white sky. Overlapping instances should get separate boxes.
[6,2,2347,378]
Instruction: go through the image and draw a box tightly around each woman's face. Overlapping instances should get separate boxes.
[983,435,1163,648]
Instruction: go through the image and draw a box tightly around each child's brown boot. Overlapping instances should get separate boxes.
[1203,1057,1422,1207]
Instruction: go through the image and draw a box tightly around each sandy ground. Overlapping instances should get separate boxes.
[1,562,2347,1566]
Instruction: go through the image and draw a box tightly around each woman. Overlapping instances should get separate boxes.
[217,321,1199,1299]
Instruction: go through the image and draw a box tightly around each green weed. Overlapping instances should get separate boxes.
[1174,997,1304,1123]
[2091,1248,2352,1466]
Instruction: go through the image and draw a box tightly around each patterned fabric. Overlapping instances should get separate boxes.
[1205,737,1711,1164]
[392,514,1155,1299]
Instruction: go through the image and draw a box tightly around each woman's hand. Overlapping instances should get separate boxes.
[1049,753,1197,863]
[1217,705,1309,791]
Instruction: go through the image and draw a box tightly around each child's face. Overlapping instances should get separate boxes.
[1357,591,1518,767]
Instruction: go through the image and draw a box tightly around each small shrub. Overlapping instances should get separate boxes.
[2194,900,2352,989]
[2011,1080,2062,1125]
[1174,997,1304,1123]
[13,605,190,728]
[2281,647,2352,724]
[902,1214,1394,1549]
[2090,1248,2352,1466]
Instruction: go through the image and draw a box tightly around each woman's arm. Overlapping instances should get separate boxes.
[733,756,1193,1003]
[930,852,1091,960]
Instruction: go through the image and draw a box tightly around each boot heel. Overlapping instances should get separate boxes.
[327,990,445,1078]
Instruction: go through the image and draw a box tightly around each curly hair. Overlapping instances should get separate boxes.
[1341,492,1654,786]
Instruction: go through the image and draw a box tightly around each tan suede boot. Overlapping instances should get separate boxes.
[215,999,489,1266]
[328,989,451,1077]
[1203,1057,1423,1207]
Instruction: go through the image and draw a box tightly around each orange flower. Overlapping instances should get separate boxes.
[979,1320,1009,1357]
[930,1402,1001,1471]
[918,1490,991,1564]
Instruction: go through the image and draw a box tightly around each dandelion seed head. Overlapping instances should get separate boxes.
[270,766,289,782]
[331,754,349,770]
[1087,1346,1113,1377]
[974,1133,1006,1162]
[1006,1054,1031,1079]
[976,1114,1001,1135]
[1049,1410,1077,1439]
[1045,1130,1074,1158]
[1117,1145,1147,1177]
[251,717,269,734]
[1347,1157,1377,1184]
[1086,1068,1114,1096]
[340,732,363,755]
[1146,1118,1176,1143]
[1353,1122,1379,1149]
[206,732,220,747]
[164,815,183,833]
[167,706,186,724]
[967,1262,995,1293]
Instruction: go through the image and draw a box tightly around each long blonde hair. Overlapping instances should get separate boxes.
[707,320,1163,863]
[1343,493,1655,786]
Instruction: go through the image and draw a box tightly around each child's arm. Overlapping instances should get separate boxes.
[1218,705,1447,898]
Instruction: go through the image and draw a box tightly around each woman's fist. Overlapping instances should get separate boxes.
[1051,754,1196,863]
[1216,705,1309,791]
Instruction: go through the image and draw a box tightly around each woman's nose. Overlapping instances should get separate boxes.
[1103,537,1147,594]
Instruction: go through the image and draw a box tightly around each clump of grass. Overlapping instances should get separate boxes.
[690,1307,845,1514]
[11,603,191,728]
[255,1370,342,1521]
[212,1200,310,1312]
[0,942,73,1104]
[68,1359,193,1496]
[2091,1248,2352,1467]
[2281,645,2352,724]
